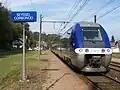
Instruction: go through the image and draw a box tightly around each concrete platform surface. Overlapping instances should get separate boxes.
[42,51,89,90]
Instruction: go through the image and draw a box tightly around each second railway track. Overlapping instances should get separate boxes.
[82,61,120,90]
[82,72,120,90]
[109,61,120,72]
[110,61,120,69]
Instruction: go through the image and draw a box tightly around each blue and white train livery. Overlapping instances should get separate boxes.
[54,22,112,72]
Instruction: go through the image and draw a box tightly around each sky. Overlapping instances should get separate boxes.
[1,0,120,40]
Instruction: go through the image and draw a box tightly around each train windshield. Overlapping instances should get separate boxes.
[82,28,103,41]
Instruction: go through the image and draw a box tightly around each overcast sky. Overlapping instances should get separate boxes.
[1,0,120,39]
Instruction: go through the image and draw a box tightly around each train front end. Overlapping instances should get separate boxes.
[74,23,112,72]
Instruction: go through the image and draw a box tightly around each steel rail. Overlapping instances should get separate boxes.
[83,75,102,90]
[100,73,120,84]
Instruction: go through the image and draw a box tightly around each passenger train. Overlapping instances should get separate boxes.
[53,22,112,72]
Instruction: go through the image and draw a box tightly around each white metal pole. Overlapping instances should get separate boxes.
[22,23,26,80]
[38,14,42,60]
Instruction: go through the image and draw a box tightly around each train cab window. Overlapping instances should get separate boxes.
[82,28,103,41]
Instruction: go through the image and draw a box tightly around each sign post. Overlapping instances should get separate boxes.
[11,11,37,81]
[22,23,26,80]
[38,15,42,60]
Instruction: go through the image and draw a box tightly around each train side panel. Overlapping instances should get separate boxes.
[53,22,112,72]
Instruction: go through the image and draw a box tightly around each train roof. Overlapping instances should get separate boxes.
[77,21,100,27]
[65,22,101,35]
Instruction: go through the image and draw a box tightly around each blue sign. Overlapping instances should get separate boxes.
[11,11,37,22]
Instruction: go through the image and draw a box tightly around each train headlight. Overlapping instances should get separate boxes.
[101,49,105,53]
[107,49,110,52]
[85,49,89,52]
[79,49,83,52]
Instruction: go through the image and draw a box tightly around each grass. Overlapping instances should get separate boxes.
[0,50,49,86]
[112,53,120,58]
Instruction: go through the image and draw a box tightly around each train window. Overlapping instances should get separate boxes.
[82,28,103,41]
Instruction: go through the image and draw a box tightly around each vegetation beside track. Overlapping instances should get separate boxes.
[0,50,48,87]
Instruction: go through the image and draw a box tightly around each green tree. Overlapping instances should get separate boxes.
[46,34,60,48]
[24,23,38,49]
[12,23,23,40]
[33,32,39,41]
[0,3,37,50]
[0,3,13,49]
[61,38,69,48]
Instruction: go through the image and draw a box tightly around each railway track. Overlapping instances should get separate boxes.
[83,62,120,90]
[110,61,120,69]
[82,61,120,90]
[109,61,120,76]
[80,74,102,90]
[109,61,120,72]
[51,51,120,90]
[82,72,120,90]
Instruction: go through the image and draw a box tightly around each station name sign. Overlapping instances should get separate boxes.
[11,11,37,22]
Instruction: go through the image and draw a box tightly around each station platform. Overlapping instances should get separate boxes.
[42,51,89,90]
